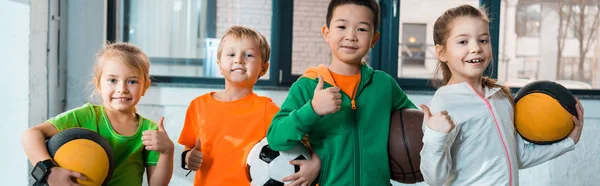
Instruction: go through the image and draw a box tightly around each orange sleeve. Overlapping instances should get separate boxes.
[178,99,200,148]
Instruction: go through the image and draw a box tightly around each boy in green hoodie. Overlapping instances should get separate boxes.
[266,0,417,185]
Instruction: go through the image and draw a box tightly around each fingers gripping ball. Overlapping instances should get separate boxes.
[514,80,578,144]
[246,138,315,186]
[388,108,425,183]
[47,128,114,186]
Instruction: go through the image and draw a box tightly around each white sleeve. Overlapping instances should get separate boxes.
[517,135,576,169]
[419,99,459,186]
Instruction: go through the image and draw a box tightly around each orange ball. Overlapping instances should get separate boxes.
[514,81,577,144]
[47,128,114,186]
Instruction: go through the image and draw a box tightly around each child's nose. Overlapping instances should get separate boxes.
[345,35,358,42]
[116,83,129,93]
[345,30,358,41]
[469,42,483,53]
[234,58,245,64]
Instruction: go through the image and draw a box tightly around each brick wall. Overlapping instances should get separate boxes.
[216,0,272,42]
[292,0,332,75]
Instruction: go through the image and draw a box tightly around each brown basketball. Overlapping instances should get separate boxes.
[389,108,424,183]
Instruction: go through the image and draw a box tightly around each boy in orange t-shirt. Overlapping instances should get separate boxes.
[178,25,321,186]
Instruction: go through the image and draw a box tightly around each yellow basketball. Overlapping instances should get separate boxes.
[514,81,577,144]
[47,128,114,186]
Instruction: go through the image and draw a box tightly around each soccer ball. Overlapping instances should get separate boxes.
[246,138,312,186]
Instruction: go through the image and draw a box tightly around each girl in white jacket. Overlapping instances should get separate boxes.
[419,4,585,186]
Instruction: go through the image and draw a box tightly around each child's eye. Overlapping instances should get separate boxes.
[479,39,489,44]
[128,80,138,84]
[358,28,368,32]
[227,53,235,57]
[108,78,117,83]
[336,26,346,29]
[458,40,467,45]
[245,53,254,58]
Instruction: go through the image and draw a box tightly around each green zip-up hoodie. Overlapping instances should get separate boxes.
[267,63,416,186]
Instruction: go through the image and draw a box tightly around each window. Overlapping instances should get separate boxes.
[516,3,541,37]
[499,1,600,90]
[111,0,600,95]
[118,0,275,85]
[399,23,427,78]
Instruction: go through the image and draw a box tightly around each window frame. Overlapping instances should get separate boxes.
[107,0,600,98]
[108,0,281,87]
[277,0,500,91]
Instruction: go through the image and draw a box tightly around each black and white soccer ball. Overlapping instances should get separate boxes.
[246,138,312,186]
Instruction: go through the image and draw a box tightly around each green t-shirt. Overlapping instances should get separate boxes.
[48,103,159,186]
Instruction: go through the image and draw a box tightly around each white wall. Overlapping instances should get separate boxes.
[0,0,35,185]
[136,86,600,186]
[65,0,106,110]
[0,0,102,185]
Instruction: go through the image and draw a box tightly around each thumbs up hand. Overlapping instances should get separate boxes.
[185,139,203,171]
[420,104,455,134]
[142,117,174,154]
[311,75,343,116]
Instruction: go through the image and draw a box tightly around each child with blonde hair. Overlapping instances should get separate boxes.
[178,25,321,186]
[21,42,174,186]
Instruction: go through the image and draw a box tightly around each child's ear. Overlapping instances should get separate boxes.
[216,60,225,75]
[142,79,151,96]
[260,62,270,77]
[93,77,101,91]
[435,44,447,63]
[371,31,380,48]
[321,25,330,42]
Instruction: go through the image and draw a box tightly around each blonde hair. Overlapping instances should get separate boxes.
[90,42,151,101]
[432,4,513,101]
[216,25,270,64]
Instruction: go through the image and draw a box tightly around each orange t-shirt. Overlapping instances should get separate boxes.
[178,92,280,186]
[330,71,361,99]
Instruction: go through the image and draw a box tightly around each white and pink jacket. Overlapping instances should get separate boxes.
[420,82,575,186]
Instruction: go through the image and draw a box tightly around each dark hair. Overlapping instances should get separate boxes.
[326,0,380,31]
[432,4,514,102]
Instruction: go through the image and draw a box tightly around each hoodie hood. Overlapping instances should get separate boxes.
[436,82,502,99]
[300,62,374,87]
[300,62,374,110]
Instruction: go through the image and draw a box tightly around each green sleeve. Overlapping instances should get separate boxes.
[143,120,159,166]
[144,149,159,166]
[267,80,321,151]
[391,75,417,110]
[47,103,94,131]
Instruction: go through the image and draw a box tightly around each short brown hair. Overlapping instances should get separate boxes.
[217,25,270,64]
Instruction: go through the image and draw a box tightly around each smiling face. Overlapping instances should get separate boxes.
[217,36,268,86]
[437,16,492,83]
[96,59,147,113]
[322,4,380,66]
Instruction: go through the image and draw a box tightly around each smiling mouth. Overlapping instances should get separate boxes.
[112,97,132,101]
[342,46,358,50]
[231,68,246,72]
[465,59,483,63]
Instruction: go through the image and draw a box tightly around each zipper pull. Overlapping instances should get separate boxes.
[351,99,356,110]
